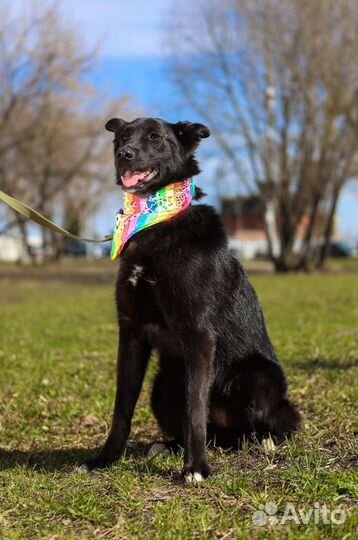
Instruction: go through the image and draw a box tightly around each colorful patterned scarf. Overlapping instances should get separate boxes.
[111,178,195,259]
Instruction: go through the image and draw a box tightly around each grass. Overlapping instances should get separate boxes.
[0,266,357,539]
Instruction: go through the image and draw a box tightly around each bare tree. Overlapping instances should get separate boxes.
[0,2,131,259]
[167,0,358,271]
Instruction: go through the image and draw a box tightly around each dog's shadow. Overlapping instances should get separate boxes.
[291,357,356,372]
[0,446,98,472]
[0,443,159,474]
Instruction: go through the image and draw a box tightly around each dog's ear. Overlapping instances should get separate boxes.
[173,121,210,152]
[105,118,127,133]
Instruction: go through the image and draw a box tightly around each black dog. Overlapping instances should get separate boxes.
[84,117,300,481]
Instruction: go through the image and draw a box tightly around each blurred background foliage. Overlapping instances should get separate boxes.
[0,0,357,270]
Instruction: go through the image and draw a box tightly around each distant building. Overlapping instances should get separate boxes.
[221,195,339,259]
[0,234,42,262]
[221,196,269,259]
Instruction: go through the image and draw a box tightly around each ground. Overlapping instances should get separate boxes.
[0,260,357,539]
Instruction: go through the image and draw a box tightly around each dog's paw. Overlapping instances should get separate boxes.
[74,464,92,475]
[182,463,212,483]
[82,454,118,472]
[261,436,276,453]
[147,442,171,457]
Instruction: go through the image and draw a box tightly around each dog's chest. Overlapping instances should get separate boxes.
[127,264,145,287]
[121,262,156,289]
[117,259,163,326]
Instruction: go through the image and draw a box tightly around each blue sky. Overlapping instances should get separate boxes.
[9,0,358,239]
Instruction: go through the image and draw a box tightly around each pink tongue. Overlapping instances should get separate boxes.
[122,171,149,187]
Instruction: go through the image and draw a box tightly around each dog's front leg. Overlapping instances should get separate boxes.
[84,327,150,471]
[182,333,214,482]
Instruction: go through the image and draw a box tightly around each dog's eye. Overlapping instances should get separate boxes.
[149,132,160,140]
[115,134,127,144]
[113,136,126,146]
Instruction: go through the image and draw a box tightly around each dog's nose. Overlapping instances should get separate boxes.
[117,147,135,160]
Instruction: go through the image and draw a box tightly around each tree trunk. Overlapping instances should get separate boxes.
[273,195,302,272]
[273,252,302,272]
[262,199,275,262]
[16,215,36,263]
[317,188,340,269]
[298,192,321,271]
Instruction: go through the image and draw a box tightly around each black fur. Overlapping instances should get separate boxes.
[85,117,300,479]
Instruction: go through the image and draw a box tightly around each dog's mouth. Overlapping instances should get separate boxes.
[120,169,158,188]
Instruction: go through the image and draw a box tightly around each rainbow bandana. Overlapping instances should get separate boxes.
[111,178,195,259]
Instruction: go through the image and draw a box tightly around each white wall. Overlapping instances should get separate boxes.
[0,236,24,262]
[0,235,42,262]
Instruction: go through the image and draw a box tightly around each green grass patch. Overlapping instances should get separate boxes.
[0,271,357,539]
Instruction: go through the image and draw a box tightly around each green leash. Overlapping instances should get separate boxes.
[0,190,112,243]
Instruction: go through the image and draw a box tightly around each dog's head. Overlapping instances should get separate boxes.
[105,117,210,196]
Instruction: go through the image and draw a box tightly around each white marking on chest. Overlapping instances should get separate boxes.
[128,264,144,286]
